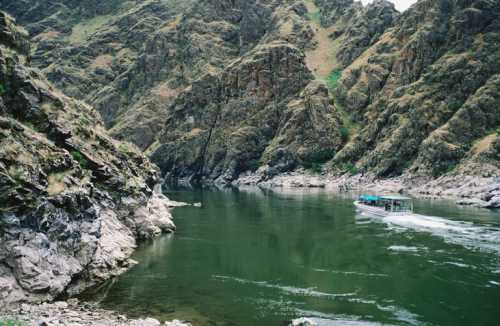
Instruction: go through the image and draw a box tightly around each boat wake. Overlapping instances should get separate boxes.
[359,212,500,254]
[212,275,357,299]
[213,275,423,325]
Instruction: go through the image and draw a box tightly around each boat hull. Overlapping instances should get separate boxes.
[354,201,412,217]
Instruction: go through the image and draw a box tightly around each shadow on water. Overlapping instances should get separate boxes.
[81,186,500,326]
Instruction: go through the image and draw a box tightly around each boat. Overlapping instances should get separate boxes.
[354,195,414,217]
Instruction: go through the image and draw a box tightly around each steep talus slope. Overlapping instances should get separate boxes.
[334,0,500,178]
[0,12,174,305]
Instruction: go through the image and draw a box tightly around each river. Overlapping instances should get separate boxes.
[82,187,500,325]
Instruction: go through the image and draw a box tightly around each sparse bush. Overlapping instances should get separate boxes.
[246,159,261,172]
[326,69,342,90]
[79,117,91,125]
[0,319,24,326]
[448,99,463,111]
[305,149,336,164]
[71,150,90,169]
[341,162,358,175]
[0,84,6,94]
[304,162,323,174]
[309,11,321,24]
[340,127,350,143]
[118,143,132,154]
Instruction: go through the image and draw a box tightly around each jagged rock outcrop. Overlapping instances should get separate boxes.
[150,42,343,182]
[0,0,346,183]
[314,0,398,67]
[334,0,500,178]
[0,12,175,305]
[1,0,498,186]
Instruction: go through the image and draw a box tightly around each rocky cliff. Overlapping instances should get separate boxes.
[0,11,175,305]
[334,0,500,180]
[1,0,499,188]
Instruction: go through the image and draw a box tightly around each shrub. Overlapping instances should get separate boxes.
[306,162,323,174]
[71,150,90,169]
[0,319,24,326]
[305,149,336,164]
[341,162,358,175]
[118,143,132,154]
[246,159,261,172]
[326,69,342,90]
[448,99,463,111]
[340,127,350,143]
[0,84,6,94]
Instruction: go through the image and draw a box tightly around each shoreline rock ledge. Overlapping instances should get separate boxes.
[1,299,192,326]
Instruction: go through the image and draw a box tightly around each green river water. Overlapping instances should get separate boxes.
[83,187,500,326]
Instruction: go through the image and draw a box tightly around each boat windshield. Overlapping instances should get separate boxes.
[358,195,413,212]
[380,196,413,212]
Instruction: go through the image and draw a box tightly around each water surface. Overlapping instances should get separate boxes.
[83,187,500,325]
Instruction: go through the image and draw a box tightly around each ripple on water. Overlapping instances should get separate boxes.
[358,213,500,255]
[213,275,424,325]
[212,275,357,299]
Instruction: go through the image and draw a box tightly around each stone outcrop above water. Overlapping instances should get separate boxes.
[1,299,192,326]
[0,12,175,305]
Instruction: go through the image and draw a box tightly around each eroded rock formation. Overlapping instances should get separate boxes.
[0,12,175,305]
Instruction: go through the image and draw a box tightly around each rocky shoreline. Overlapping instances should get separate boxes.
[233,169,500,209]
[0,299,191,326]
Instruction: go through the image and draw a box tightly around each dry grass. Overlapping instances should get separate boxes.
[47,172,68,196]
[90,54,114,69]
[67,15,114,44]
[185,128,203,139]
[34,30,61,41]
[161,14,182,32]
[471,133,496,155]
[153,83,179,98]
[303,0,340,80]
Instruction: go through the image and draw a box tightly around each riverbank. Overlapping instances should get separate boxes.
[0,299,191,326]
[233,170,500,209]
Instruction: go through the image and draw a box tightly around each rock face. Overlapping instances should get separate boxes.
[1,0,499,187]
[1,299,192,326]
[0,12,175,305]
[334,0,500,179]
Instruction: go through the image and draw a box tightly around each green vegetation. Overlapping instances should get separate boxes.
[79,116,91,126]
[66,15,114,44]
[0,83,6,94]
[8,166,25,184]
[308,11,321,24]
[496,126,500,136]
[304,162,323,174]
[71,150,90,169]
[448,99,463,111]
[340,126,350,143]
[118,143,133,155]
[444,162,457,174]
[305,148,336,164]
[326,69,342,90]
[0,319,24,326]
[303,149,336,174]
[338,162,358,175]
[305,0,321,23]
[246,159,261,172]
